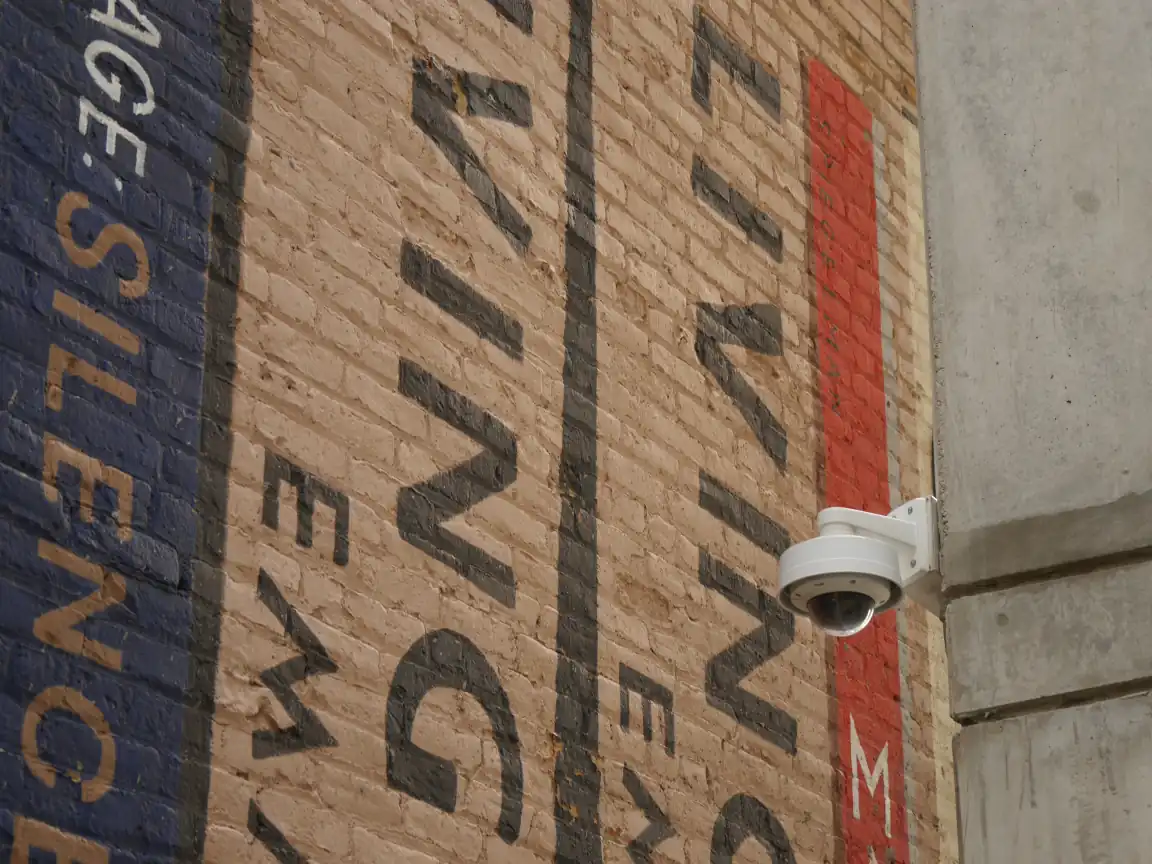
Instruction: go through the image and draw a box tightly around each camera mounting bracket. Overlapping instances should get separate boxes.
[816,496,939,597]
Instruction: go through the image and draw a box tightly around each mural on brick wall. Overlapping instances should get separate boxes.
[0,0,938,862]
[809,58,911,864]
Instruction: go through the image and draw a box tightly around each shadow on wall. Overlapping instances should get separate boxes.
[0,1,922,863]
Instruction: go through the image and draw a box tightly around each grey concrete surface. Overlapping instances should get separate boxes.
[915,0,1152,856]
[941,489,1152,592]
[947,560,1152,718]
[916,0,1152,590]
[956,693,1152,864]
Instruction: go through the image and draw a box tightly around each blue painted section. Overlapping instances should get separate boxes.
[0,0,224,858]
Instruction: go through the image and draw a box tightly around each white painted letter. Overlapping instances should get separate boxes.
[850,714,892,839]
[90,0,160,48]
[84,40,155,116]
[78,99,147,176]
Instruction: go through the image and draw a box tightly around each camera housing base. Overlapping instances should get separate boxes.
[777,497,941,636]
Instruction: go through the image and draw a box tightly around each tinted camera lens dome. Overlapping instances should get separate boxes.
[807,591,875,637]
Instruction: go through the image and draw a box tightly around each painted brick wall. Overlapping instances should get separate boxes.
[0,0,958,863]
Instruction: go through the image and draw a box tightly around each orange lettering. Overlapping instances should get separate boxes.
[34,540,127,671]
[11,817,109,864]
[56,191,149,298]
[42,435,133,541]
[52,290,141,354]
[46,345,136,411]
[22,687,116,803]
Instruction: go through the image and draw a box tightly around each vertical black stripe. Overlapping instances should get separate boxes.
[553,0,601,861]
[179,0,254,858]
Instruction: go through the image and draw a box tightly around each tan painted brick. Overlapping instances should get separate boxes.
[255,16,313,72]
[350,828,437,864]
[206,3,955,864]
[256,56,302,104]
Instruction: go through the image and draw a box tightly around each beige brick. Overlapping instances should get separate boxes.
[206,2,953,864]
[204,825,260,864]
[269,0,325,35]
[350,828,437,864]
[257,16,313,73]
[256,56,302,103]
[301,87,375,159]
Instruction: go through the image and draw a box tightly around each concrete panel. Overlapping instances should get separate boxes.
[956,694,1152,864]
[916,0,1152,588]
[940,490,1152,593]
[947,560,1152,718]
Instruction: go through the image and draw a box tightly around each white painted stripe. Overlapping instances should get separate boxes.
[873,115,920,864]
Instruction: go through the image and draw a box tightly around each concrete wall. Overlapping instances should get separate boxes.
[919,0,1152,593]
[0,0,955,862]
[955,693,1152,864]
[916,0,1152,859]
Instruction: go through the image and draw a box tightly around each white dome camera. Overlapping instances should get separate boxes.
[778,497,941,637]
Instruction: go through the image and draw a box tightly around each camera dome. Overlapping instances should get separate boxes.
[806,590,876,637]
[778,533,902,634]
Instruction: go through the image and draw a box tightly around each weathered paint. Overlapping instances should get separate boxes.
[810,56,912,864]
[0,0,239,858]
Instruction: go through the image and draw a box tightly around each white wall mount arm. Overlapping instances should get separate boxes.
[817,496,942,617]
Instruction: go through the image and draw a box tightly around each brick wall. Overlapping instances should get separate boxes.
[0,0,958,863]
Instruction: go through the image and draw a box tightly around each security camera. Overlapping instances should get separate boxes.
[777,497,941,637]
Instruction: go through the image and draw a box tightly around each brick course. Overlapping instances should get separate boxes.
[0,0,956,862]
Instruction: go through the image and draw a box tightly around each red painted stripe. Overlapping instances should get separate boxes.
[808,58,910,864]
